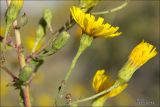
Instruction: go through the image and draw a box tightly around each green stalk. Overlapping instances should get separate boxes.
[70,80,123,105]
[56,34,93,105]
[65,34,93,85]
[64,44,84,81]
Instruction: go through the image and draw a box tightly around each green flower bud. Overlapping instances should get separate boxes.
[43,8,53,27]
[4,0,24,45]
[19,66,32,82]
[36,31,70,57]
[36,25,45,41]
[6,0,24,25]
[51,31,70,52]
[32,25,45,53]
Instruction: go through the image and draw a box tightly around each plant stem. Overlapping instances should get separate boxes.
[0,65,18,80]
[92,0,129,15]
[55,43,84,105]
[64,48,82,82]
[22,86,31,107]
[56,34,93,105]
[14,23,26,68]
[13,21,31,107]
[70,80,122,105]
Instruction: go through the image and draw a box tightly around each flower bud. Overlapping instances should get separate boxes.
[19,65,32,82]
[4,0,24,45]
[51,31,70,52]
[6,0,24,25]
[43,8,53,27]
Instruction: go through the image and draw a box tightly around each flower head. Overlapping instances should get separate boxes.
[92,69,127,106]
[92,69,114,93]
[118,41,157,82]
[129,41,157,68]
[70,6,122,38]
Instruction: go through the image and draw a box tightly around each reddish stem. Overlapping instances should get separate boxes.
[22,86,31,107]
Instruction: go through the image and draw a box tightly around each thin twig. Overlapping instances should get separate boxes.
[70,80,122,105]
[92,0,129,15]
[0,65,18,80]
[28,60,44,84]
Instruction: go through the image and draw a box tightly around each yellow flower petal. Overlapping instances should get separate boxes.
[92,69,114,93]
[92,69,128,106]
[70,6,121,38]
[129,40,157,68]
[118,40,157,82]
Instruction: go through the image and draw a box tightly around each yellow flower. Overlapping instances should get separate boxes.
[92,69,128,106]
[118,41,157,82]
[129,41,157,68]
[70,6,122,38]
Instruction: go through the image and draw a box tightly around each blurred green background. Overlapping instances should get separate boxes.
[0,0,159,106]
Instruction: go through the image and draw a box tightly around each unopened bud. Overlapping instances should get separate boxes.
[43,8,53,27]
[4,0,24,45]
[19,65,32,82]
[51,31,70,51]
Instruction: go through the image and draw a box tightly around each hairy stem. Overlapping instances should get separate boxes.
[55,45,84,105]
[56,34,93,106]
[13,21,31,107]
[14,22,26,68]
[0,65,18,80]
[70,80,122,105]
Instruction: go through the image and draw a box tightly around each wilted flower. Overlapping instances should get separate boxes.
[118,41,157,82]
[92,69,128,106]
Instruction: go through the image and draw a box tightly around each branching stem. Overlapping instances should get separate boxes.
[13,20,31,107]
